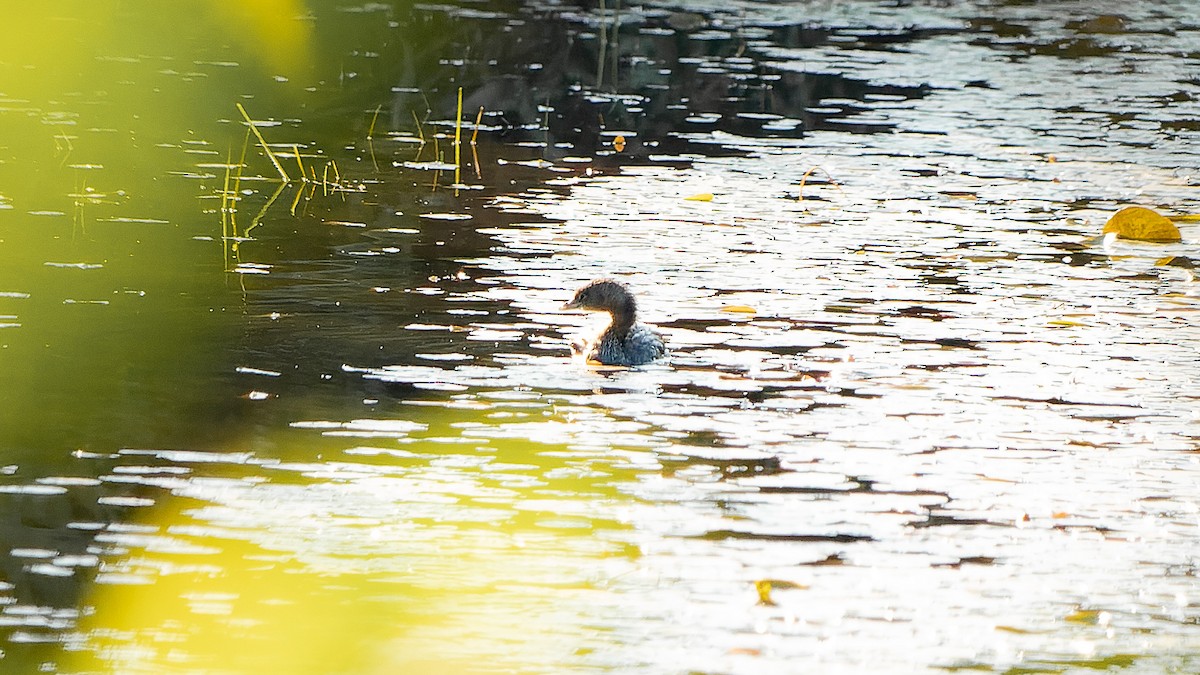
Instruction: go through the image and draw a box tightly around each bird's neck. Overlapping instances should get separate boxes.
[608,300,636,336]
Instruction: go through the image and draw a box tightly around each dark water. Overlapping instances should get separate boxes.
[2,1,1200,672]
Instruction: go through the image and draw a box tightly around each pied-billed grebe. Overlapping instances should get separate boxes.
[562,278,666,366]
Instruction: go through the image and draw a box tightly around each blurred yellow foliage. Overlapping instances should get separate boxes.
[209,0,314,77]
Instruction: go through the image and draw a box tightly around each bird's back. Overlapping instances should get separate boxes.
[586,322,665,366]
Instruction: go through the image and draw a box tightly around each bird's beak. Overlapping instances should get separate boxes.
[561,299,580,311]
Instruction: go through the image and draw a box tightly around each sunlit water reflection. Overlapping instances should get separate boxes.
[2,0,1200,673]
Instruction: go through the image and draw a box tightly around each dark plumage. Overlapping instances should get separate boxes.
[562,278,666,366]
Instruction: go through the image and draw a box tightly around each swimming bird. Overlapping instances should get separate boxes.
[562,278,666,366]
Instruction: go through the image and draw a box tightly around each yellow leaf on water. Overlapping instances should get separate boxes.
[1048,319,1087,327]
[755,580,774,606]
[684,192,714,202]
[722,305,757,314]
[1064,608,1109,625]
[1152,254,1200,267]
[754,579,806,606]
[1102,206,1181,242]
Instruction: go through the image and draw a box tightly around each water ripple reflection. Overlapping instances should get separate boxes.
[2,0,1200,672]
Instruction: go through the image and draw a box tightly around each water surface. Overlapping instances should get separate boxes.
[2,1,1200,673]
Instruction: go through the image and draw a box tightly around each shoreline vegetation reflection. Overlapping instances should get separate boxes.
[0,1,1198,673]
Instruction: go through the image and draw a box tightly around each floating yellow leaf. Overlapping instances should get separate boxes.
[755,580,774,606]
[684,192,714,202]
[753,579,807,605]
[1156,255,1197,269]
[1064,608,1109,625]
[612,135,626,152]
[1048,319,1087,327]
[1102,206,1181,242]
[722,305,757,314]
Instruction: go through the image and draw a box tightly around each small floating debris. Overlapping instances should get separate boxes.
[235,366,282,377]
[497,158,565,171]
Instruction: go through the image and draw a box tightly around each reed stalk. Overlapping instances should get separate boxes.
[236,102,289,182]
[454,86,463,187]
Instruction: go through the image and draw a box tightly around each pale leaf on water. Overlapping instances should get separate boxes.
[1102,206,1181,242]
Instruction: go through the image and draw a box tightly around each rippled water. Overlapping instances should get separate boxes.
[3,1,1200,673]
